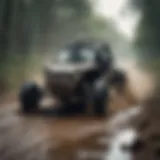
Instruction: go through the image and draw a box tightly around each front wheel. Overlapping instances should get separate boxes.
[19,81,42,113]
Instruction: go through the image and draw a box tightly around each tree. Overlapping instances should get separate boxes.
[131,0,160,84]
[131,0,160,58]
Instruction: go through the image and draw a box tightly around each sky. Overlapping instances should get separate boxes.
[92,0,141,41]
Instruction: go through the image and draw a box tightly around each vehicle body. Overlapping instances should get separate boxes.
[19,40,126,116]
[45,42,111,98]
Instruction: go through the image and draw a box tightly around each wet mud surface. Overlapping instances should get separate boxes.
[0,87,138,160]
[0,61,156,160]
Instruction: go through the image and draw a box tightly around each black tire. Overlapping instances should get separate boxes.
[19,81,42,113]
[93,79,108,116]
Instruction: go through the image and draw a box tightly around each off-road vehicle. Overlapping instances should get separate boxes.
[19,41,126,116]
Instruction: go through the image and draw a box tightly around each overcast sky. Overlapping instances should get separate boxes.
[92,0,141,41]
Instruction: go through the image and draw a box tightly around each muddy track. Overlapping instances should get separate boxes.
[0,85,139,160]
[0,60,155,160]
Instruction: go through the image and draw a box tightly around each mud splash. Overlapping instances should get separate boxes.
[116,59,155,102]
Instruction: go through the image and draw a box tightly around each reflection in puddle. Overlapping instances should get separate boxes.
[106,128,137,160]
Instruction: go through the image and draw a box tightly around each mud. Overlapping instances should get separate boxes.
[0,60,156,160]
[0,82,138,160]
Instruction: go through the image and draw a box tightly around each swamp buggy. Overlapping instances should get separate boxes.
[19,41,126,116]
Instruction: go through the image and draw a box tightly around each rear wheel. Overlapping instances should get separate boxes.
[19,81,42,113]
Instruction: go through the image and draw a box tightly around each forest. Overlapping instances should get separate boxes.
[0,0,160,93]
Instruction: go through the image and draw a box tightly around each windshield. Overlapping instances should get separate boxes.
[57,48,95,63]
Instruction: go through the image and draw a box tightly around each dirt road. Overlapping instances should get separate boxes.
[0,77,140,160]
[0,60,155,160]
[0,82,143,160]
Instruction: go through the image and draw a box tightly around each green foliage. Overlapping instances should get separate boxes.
[0,53,42,93]
[88,15,108,34]
[131,0,160,87]
[133,0,160,58]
